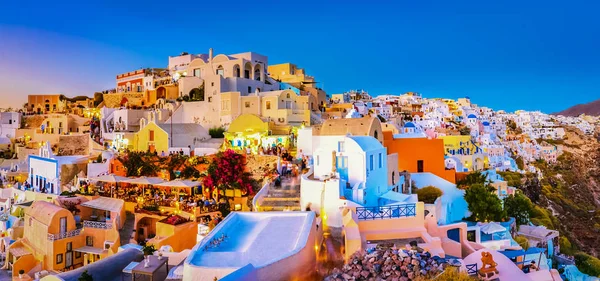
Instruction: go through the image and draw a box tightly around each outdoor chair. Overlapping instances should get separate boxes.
[466,263,478,276]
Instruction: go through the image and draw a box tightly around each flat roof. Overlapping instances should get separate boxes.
[185,212,315,269]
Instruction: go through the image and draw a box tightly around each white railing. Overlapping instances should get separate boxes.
[83,220,113,229]
[47,228,83,241]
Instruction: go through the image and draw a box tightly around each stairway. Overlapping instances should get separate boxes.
[258,177,301,211]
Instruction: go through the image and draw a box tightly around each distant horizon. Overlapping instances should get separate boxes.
[1,0,599,113]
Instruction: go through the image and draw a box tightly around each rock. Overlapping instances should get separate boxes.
[361,270,370,278]
[342,273,351,280]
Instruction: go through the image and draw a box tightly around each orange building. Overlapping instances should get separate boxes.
[383,131,456,183]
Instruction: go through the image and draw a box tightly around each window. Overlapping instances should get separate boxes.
[216,68,224,76]
[266,101,271,110]
[378,153,382,168]
[316,155,320,166]
[286,93,290,98]
[369,155,373,171]
[75,252,81,258]
[338,141,345,152]
[193,68,201,77]
[248,86,252,93]
[86,236,93,246]
[417,160,424,173]
[149,130,154,141]
[67,242,72,251]
[56,254,63,264]
[211,82,214,87]
[208,97,212,102]
[8,119,11,124]
[245,102,251,108]
[137,85,142,92]
[58,122,63,128]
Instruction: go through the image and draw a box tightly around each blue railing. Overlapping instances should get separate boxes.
[356,204,416,220]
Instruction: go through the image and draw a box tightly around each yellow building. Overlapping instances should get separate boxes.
[440,135,486,171]
[133,121,169,153]
[268,63,327,108]
[27,95,66,114]
[224,113,293,153]
[8,201,84,276]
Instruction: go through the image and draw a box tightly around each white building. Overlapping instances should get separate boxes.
[0,112,20,139]
[27,142,89,195]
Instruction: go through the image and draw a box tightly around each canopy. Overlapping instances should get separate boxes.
[80,197,124,213]
[123,176,165,185]
[480,222,506,234]
[74,246,107,255]
[500,247,546,259]
[154,179,201,188]
[90,175,128,183]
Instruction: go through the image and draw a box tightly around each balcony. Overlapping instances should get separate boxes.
[355,204,417,220]
[47,228,83,241]
[83,220,113,230]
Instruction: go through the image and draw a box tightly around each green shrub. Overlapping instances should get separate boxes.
[78,270,93,281]
[559,236,575,256]
[574,252,600,277]
[209,127,225,138]
[514,235,529,250]
[416,186,443,204]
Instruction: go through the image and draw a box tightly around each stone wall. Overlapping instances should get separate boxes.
[58,134,89,156]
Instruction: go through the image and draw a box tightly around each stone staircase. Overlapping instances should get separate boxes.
[257,178,301,211]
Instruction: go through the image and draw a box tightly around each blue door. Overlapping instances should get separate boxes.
[336,156,348,181]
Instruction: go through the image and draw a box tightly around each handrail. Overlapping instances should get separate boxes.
[83,220,113,229]
[355,204,417,220]
[252,180,271,211]
[47,228,83,241]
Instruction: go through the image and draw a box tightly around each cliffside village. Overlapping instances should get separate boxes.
[0,49,598,281]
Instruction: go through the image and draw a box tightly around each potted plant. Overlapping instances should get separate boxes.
[142,244,156,257]
[78,270,93,281]
[18,269,24,279]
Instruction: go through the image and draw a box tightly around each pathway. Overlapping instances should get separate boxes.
[119,211,135,245]
[258,176,301,211]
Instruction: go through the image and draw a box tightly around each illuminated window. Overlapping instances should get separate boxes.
[266,101,271,110]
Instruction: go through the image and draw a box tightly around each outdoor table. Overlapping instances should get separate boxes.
[132,255,169,281]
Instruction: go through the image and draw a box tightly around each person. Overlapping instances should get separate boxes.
[246,146,251,155]
[161,151,166,157]
[297,149,304,163]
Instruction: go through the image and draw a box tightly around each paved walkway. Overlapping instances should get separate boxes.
[119,211,135,245]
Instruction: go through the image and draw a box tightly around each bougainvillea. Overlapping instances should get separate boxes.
[202,149,257,198]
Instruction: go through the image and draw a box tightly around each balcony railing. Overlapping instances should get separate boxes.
[83,220,113,229]
[356,204,416,220]
[47,228,83,241]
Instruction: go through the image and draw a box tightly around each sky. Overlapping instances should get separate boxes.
[1,0,599,113]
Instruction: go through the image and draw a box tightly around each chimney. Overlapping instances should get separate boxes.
[209,48,213,63]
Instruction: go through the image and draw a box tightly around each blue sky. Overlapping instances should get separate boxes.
[0,0,598,112]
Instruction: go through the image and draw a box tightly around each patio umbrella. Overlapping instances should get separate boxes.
[122,177,165,185]
[123,177,165,195]
[480,222,506,234]
[90,174,128,197]
[90,174,128,183]
[155,179,201,200]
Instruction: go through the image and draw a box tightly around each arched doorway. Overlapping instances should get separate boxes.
[233,64,240,77]
[254,64,261,81]
[156,87,167,100]
[244,62,252,79]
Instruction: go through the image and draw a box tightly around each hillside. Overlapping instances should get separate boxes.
[531,127,600,257]
[554,98,600,117]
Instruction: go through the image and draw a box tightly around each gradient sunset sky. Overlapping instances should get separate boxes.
[1,0,599,112]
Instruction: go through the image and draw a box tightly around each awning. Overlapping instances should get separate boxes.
[379,191,412,203]
[9,246,31,258]
[75,246,107,255]
[123,177,165,185]
[500,247,546,259]
[90,175,128,183]
[80,197,124,213]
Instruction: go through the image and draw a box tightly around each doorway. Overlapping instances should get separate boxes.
[336,156,348,182]
[417,160,424,173]
[59,217,67,234]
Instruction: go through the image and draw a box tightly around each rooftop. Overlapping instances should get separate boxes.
[185,212,314,269]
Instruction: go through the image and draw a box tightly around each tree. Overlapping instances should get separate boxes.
[574,252,600,277]
[521,174,542,203]
[202,150,257,200]
[504,193,533,227]
[456,171,489,189]
[464,184,506,222]
[515,156,525,170]
[78,270,93,281]
[118,152,157,177]
[416,186,443,204]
